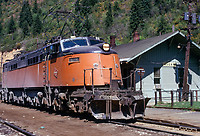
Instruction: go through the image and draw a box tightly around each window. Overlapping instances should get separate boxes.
[154,67,160,84]
[36,56,38,63]
[50,43,60,54]
[178,68,184,88]
[21,56,25,60]
[11,63,17,70]
[63,39,87,49]
[33,57,36,63]
[28,58,33,65]
[40,55,43,61]
[90,40,103,45]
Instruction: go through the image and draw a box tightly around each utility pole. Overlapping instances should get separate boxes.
[182,0,199,101]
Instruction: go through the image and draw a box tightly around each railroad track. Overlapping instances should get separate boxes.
[107,118,199,136]
[0,118,35,136]
[137,118,200,132]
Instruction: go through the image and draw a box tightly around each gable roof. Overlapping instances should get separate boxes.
[113,31,200,62]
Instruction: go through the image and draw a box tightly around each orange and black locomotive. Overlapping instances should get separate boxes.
[1,36,149,119]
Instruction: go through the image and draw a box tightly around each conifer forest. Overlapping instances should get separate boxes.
[0,0,199,52]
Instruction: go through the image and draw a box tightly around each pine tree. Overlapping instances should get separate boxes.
[113,1,120,17]
[33,0,38,14]
[32,14,42,35]
[74,0,97,36]
[0,22,2,35]
[157,16,168,35]
[105,3,113,31]
[0,4,2,18]
[129,2,139,37]
[74,19,82,36]
[80,0,97,16]
[82,15,91,36]
[129,0,151,39]
[8,16,16,34]
[19,1,33,28]
[21,21,29,36]
[75,0,80,14]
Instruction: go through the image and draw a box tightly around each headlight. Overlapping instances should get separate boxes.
[102,43,110,51]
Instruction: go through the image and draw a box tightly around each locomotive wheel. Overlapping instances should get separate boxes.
[41,97,49,110]
[33,97,39,107]
[0,90,3,101]
[8,92,14,103]
[52,99,60,111]
[18,96,24,105]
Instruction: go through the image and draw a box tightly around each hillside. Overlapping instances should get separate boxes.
[0,0,199,53]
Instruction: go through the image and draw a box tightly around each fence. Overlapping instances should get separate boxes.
[154,90,200,107]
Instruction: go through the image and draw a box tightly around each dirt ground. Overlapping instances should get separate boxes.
[0,102,196,136]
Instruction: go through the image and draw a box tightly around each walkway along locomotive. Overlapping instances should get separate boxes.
[0,37,149,119]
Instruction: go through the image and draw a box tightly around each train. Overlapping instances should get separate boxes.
[0,36,150,120]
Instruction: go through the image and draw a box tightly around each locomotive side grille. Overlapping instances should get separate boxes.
[43,57,47,87]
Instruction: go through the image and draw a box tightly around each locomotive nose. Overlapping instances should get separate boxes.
[89,95,150,120]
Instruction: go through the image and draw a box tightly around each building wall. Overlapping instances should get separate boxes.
[125,41,200,103]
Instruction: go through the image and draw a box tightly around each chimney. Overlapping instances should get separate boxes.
[133,32,140,42]
[110,35,116,48]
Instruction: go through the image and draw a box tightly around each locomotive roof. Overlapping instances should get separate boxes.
[3,37,105,65]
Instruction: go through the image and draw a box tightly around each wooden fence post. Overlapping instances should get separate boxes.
[155,91,157,105]
[171,91,173,107]
[178,90,181,102]
[196,90,198,102]
[159,90,162,103]
[190,90,193,107]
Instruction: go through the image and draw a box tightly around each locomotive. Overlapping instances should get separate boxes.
[0,36,149,119]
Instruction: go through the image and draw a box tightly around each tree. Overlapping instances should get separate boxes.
[74,0,97,36]
[21,21,29,36]
[105,3,113,31]
[32,0,38,14]
[75,0,80,14]
[74,18,83,36]
[32,14,42,35]
[129,2,139,37]
[8,16,16,34]
[82,15,91,36]
[0,22,2,35]
[129,0,151,39]
[0,4,2,18]
[113,1,120,17]
[157,16,168,35]
[19,1,33,28]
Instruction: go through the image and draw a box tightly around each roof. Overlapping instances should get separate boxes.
[113,31,200,62]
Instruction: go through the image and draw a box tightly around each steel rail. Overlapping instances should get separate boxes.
[0,119,35,136]
[109,120,192,136]
[137,118,200,132]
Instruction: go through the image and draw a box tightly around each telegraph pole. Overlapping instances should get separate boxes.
[182,0,199,101]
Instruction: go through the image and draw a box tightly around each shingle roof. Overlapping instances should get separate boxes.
[113,31,187,62]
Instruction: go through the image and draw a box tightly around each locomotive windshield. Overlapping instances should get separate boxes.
[63,39,88,49]
[90,40,103,45]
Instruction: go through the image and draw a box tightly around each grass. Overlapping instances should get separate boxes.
[155,101,200,110]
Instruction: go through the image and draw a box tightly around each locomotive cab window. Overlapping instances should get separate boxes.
[62,39,88,49]
[90,40,103,45]
[50,43,60,54]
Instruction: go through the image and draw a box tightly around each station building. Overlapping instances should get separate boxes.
[113,31,200,103]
